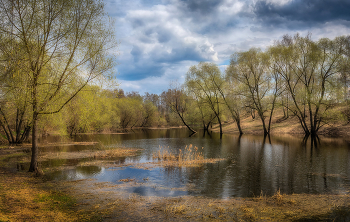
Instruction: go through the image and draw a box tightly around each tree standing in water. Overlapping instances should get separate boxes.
[0,0,117,172]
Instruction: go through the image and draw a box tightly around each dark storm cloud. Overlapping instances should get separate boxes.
[179,0,224,14]
[173,0,247,35]
[254,0,350,28]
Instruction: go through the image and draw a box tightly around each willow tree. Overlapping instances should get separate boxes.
[230,49,279,135]
[270,34,348,136]
[0,0,116,172]
[186,88,216,132]
[0,39,32,144]
[161,88,196,134]
[186,62,226,136]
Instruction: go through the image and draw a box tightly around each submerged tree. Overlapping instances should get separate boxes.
[270,34,348,136]
[0,0,116,172]
[187,89,216,132]
[186,62,225,137]
[161,87,196,134]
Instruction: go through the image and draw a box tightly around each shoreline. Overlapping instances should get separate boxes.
[2,117,349,146]
[209,114,350,138]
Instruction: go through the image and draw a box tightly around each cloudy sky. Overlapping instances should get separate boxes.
[105,0,350,95]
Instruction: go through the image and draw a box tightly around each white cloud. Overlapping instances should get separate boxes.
[218,0,245,14]
[106,0,350,94]
[265,0,293,6]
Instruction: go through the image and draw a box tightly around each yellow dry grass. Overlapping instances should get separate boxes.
[60,178,350,222]
[38,141,99,147]
[152,144,226,167]
[0,169,97,222]
[40,147,142,161]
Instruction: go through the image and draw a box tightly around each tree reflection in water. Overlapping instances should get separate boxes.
[43,129,350,198]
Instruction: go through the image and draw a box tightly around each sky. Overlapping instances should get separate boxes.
[104,0,350,95]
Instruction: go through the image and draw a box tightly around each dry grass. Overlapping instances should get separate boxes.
[272,189,284,205]
[152,144,225,167]
[40,147,142,161]
[38,142,99,147]
[0,169,104,222]
[119,178,135,182]
[61,178,350,222]
[0,145,143,221]
[165,202,187,215]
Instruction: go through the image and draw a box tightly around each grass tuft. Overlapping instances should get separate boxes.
[272,189,284,205]
[165,203,187,215]
[152,144,225,167]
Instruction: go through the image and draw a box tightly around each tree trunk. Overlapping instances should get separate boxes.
[236,118,243,135]
[257,110,268,135]
[29,76,39,172]
[217,115,223,139]
[251,109,255,119]
[0,108,30,144]
[176,112,196,134]
[203,122,207,131]
[29,112,38,172]
[286,94,289,118]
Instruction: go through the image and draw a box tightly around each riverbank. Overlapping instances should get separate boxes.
[210,111,350,137]
[1,142,350,221]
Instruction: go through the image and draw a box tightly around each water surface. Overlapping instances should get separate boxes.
[41,129,350,198]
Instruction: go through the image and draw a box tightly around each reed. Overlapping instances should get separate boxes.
[152,144,224,167]
[152,144,204,162]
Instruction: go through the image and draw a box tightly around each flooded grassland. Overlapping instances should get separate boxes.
[1,129,350,221]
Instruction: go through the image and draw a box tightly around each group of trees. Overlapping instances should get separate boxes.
[59,88,184,135]
[177,34,350,137]
[0,82,193,142]
[0,0,116,172]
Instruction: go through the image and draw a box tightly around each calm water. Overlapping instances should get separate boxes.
[40,129,350,198]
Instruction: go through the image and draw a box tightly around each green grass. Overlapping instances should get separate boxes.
[0,152,27,168]
[34,191,76,210]
[0,152,26,161]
